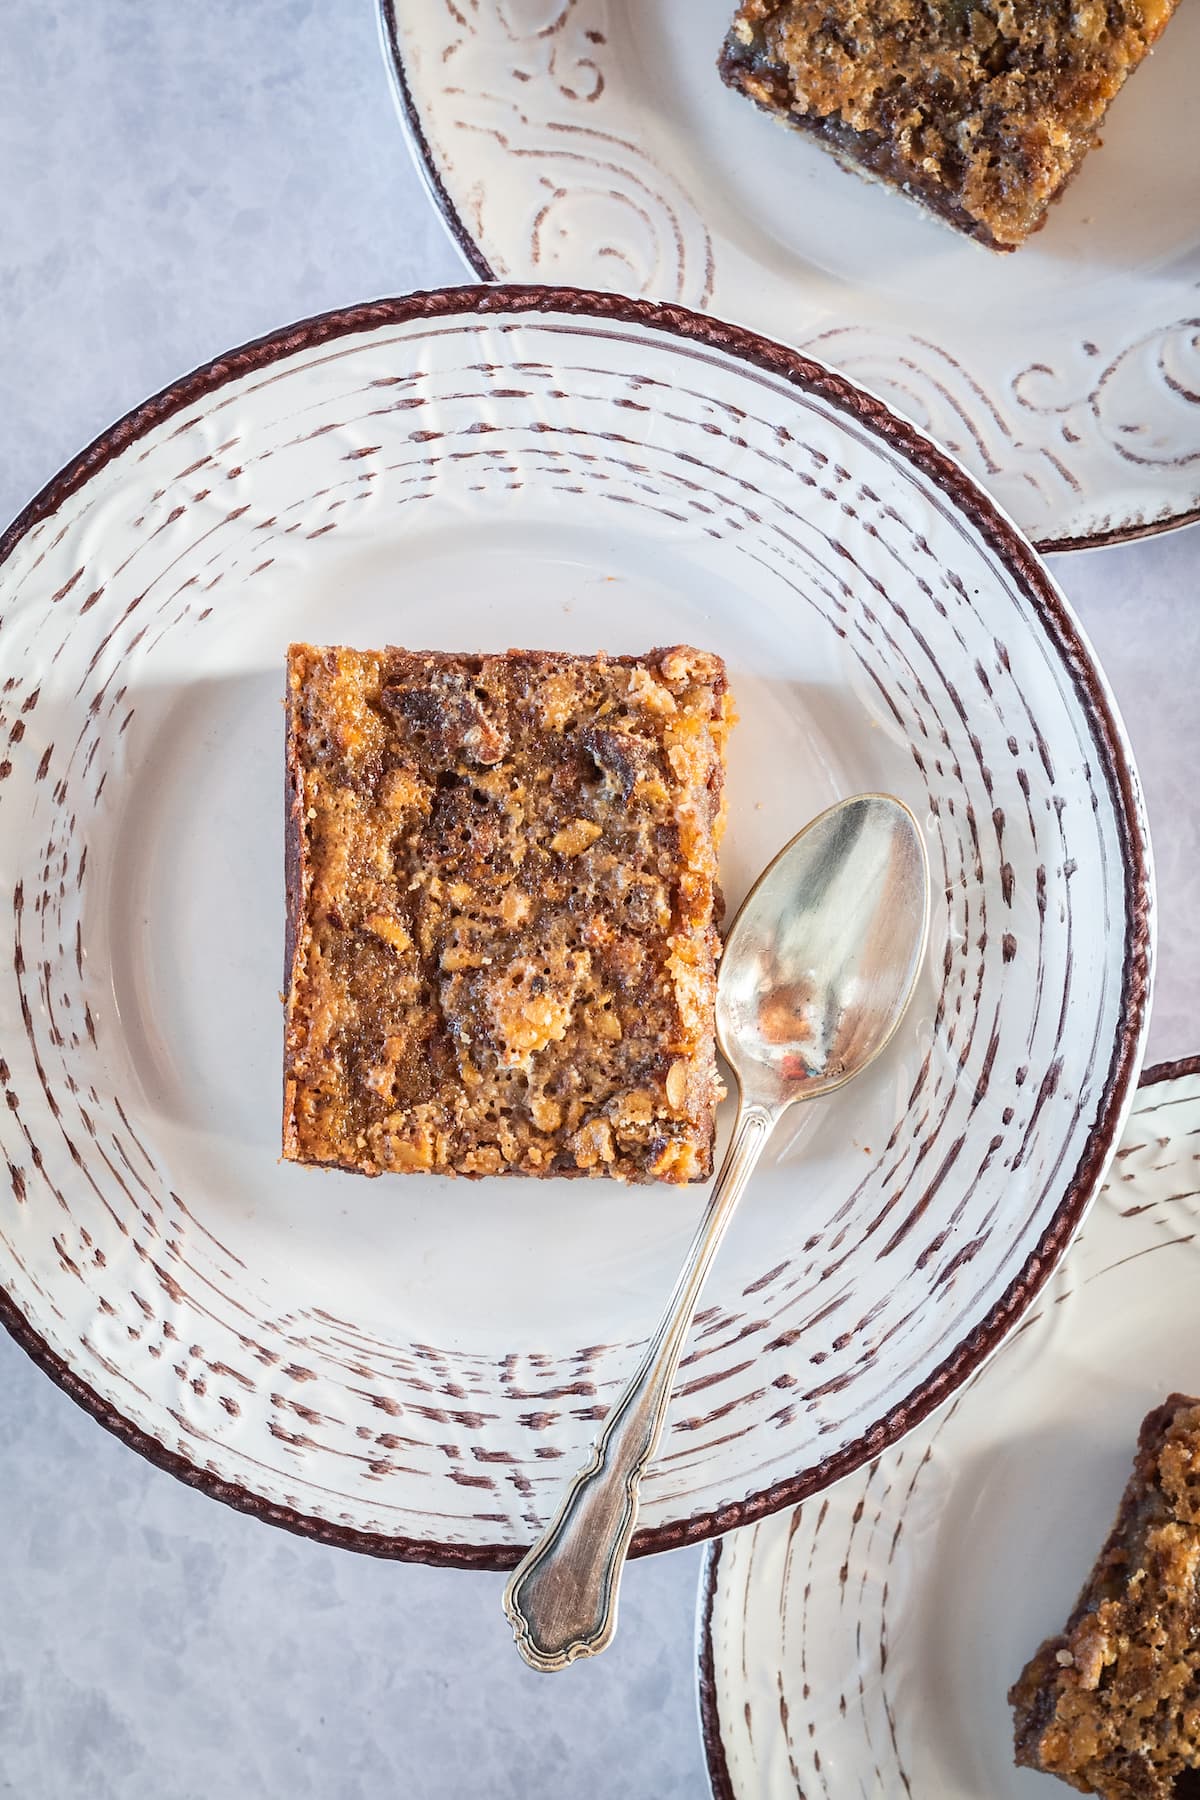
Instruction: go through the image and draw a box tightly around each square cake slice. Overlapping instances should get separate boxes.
[719,0,1179,251]
[283,645,734,1182]
[1009,1394,1200,1797]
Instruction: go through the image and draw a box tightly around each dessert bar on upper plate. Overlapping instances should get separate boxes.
[719,0,1179,249]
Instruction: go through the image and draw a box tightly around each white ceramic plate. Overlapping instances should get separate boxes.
[0,288,1151,1567]
[698,1056,1200,1799]
[379,0,1200,551]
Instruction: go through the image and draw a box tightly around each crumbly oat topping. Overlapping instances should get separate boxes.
[721,0,1178,249]
[283,646,734,1182]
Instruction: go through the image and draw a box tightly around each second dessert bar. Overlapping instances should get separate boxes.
[1010,1393,1200,1796]
[719,0,1179,251]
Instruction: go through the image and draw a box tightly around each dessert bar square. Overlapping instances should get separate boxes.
[283,644,733,1182]
[1009,1393,1200,1796]
[719,0,1178,251]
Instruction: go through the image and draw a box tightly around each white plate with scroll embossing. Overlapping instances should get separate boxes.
[0,287,1151,1568]
[379,0,1200,551]
[698,1056,1200,1798]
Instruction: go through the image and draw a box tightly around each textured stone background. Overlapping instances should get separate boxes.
[0,4,1196,1796]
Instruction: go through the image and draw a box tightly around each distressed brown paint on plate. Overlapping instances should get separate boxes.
[0,287,1151,1568]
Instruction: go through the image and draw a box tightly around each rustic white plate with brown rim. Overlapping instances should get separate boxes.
[379,0,1200,552]
[0,286,1152,1568]
[698,1055,1200,1799]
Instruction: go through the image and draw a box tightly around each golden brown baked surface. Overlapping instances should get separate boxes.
[1009,1393,1200,1796]
[283,645,733,1182]
[719,0,1178,250]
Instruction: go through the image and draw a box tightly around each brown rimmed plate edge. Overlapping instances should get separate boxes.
[0,283,1155,1571]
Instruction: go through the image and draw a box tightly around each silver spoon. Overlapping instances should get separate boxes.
[503,793,931,1672]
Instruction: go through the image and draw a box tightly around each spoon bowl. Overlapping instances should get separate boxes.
[718,794,931,1108]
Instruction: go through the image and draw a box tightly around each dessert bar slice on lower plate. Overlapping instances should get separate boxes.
[1010,1393,1200,1796]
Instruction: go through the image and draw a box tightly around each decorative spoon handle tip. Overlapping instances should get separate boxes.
[502,1104,775,1672]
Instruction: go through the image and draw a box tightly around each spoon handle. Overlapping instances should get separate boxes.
[503,1100,777,1672]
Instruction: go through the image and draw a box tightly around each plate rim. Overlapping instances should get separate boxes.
[693,1054,1200,1800]
[375,0,1200,559]
[0,283,1154,1570]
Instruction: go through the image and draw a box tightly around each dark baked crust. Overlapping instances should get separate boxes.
[1009,1393,1200,1796]
[282,645,733,1183]
[719,38,1010,249]
[719,0,1179,251]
